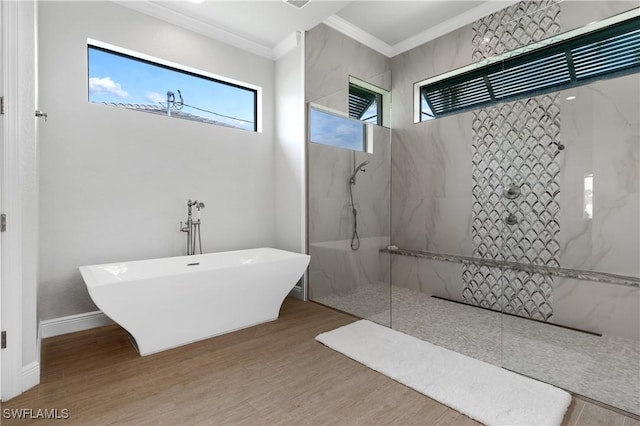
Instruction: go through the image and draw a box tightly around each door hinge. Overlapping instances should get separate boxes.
[1,214,6,232]
[1,331,6,349]
[1,96,4,115]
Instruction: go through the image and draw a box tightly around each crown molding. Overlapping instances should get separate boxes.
[323,14,392,58]
[391,0,520,57]
[113,0,275,60]
[113,0,523,61]
[273,31,302,60]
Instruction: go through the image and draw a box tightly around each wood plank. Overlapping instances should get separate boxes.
[2,298,634,425]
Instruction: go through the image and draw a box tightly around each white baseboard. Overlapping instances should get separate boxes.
[40,311,114,339]
[22,361,40,392]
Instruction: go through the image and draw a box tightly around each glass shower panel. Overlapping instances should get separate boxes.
[307,78,392,327]
[498,5,640,416]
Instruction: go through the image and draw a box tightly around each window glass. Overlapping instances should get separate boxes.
[348,75,391,128]
[309,107,366,152]
[417,11,640,121]
[88,43,258,131]
[349,83,382,125]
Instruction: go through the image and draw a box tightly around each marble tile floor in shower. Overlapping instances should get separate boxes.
[313,283,640,416]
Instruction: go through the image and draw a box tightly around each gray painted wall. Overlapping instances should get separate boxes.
[38,1,276,321]
[275,34,306,255]
[274,34,306,299]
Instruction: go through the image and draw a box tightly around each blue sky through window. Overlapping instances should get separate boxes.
[361,102,378,123]
[88,46,256,131]
[309,107,366,151]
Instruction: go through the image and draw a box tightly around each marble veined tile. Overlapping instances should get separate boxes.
[306,24,389,104]
[560,1,638,35]
[591,193,640,278]
[392,194,474,257]
[553,276,640,341]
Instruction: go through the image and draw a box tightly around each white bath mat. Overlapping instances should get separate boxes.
[316,320,571,426]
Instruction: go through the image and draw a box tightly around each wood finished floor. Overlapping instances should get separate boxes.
[2,298,638,425]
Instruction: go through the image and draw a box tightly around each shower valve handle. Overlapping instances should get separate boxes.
[504,213,518,226]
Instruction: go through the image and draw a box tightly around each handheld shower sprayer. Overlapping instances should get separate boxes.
[194,201,205,221]
[350,160,370,185]
[180,199,205,255]
[349,158,370,251]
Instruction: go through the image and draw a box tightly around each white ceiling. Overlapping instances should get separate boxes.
[117,0,519,59]
[335,1,479,46]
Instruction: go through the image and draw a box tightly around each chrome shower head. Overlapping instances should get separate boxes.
[357,160,370,170]
[350,160,370,185]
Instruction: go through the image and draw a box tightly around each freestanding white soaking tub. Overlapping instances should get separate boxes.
[79,248,310,356]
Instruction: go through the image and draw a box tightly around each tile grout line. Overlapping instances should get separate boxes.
[573,398,586,426]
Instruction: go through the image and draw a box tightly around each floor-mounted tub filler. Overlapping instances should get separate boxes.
[79,248,310,356]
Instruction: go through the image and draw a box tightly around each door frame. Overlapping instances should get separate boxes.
[1,0,36,401]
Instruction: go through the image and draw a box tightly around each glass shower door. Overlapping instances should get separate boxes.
[497,3,640,416]
[306,75,392,327]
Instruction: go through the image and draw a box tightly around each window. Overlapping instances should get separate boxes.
[349,83,382,125]
[416,9,640,121]
[349,75,391,127]
[584,174,594,219]
[309,106,370,152]
[87,40,260,131]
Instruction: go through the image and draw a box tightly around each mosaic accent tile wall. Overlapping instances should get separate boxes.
[462,1,562,320]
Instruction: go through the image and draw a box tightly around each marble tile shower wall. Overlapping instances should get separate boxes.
[308,132,391,245]
[306,136,391,301]
[306,24,391,298]
[558,76,640,277]
[306,23,391,245]
[306,24,391,113]
[390,1,639,339]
